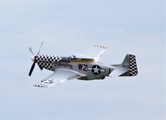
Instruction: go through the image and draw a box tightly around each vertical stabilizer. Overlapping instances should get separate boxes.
[121,54,138,76]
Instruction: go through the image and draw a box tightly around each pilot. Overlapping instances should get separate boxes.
[70,55,76,60]
[73,55,76,59]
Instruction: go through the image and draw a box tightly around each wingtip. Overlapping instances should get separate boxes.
[93,44,107,49]
[33,83,48,88]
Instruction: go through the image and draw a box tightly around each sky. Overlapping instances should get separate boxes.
[0,0,165,120]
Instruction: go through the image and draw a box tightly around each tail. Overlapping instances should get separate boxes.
[121,54,138,76]
[110,54,138,77]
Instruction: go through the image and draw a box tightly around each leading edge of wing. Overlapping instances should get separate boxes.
[33,69,85,88]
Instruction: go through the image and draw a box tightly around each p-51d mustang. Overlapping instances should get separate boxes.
[29,42,138,88]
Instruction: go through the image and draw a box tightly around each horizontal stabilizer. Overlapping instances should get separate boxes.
[110,54,138,77]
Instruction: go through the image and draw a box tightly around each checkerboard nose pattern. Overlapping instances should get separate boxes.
[36,55,62,71]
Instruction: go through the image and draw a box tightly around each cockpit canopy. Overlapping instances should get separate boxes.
[70,55,77,60]
[70,54,94,60]
[61,54,93,62]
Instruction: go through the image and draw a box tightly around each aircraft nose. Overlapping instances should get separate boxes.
[31,55,38,62]
[31,56,35,62]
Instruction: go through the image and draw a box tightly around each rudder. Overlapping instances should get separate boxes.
[121,54,138,76]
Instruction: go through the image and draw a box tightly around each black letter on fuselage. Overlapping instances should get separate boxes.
[78,64,83,70]
[83,64,87,71]
[78,64,87,71]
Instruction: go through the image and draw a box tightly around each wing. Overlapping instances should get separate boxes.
[33,69,85,88]
[82,44,107,62]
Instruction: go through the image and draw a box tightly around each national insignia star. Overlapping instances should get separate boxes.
[93,66,100,73]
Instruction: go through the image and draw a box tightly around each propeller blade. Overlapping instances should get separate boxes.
[29,47,34,55]
[29,62,36,76]
[37,42,43,55]
[29,42,43,76]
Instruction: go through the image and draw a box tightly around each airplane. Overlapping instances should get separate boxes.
[29,42,138,88]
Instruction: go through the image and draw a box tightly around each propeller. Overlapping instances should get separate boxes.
[29,42,43,76]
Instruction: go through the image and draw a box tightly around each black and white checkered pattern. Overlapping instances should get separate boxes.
[36,55,62,71]
[129,55,138,76]
[33,83,48,88]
